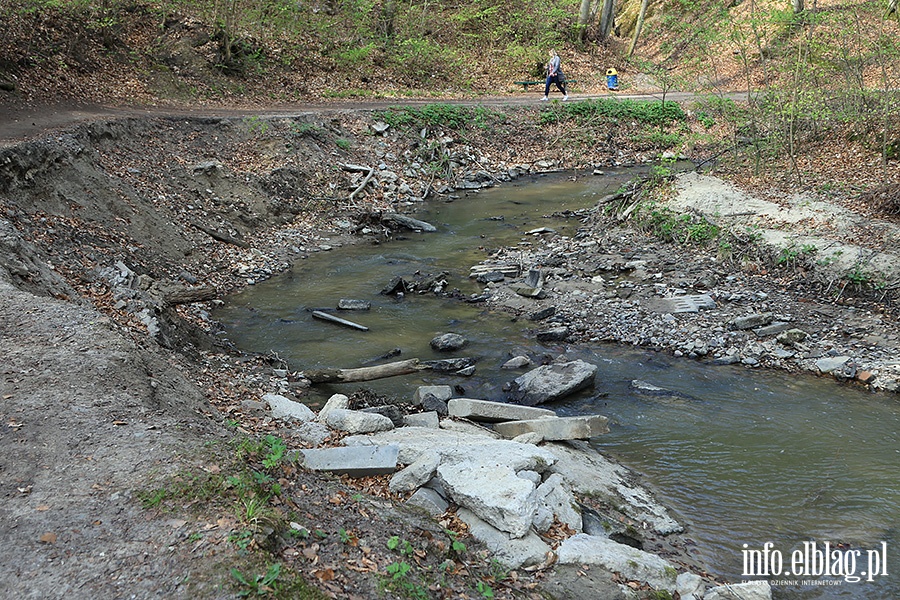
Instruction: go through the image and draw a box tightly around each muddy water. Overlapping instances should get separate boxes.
[214,171,898,599]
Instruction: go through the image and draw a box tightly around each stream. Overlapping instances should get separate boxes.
[214,170,898,599]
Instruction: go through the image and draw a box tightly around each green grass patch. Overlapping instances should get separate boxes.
[540,98,687,127]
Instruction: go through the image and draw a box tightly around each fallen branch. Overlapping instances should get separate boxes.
[382,213,437,232]
[190,221,250,248]
[154,283,218,307]
[303,358,422,383]
[341,163,375,203]
[312,310,369,331]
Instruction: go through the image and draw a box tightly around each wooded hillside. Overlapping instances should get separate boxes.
[1,0,898,108]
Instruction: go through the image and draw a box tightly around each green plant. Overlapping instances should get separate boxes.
[335,138,351,150]
[244,115,270,136]
[339,528,358,544]
[231,563,282,597]
[475,580,494,598]
[445,529,466,556]
[387,535,415,556]
[138,487,166,509]
[228,529,254,550]
[540,98,687,127]
[291,122,322,136]
[379,561,428,600]
[696,110,715,128]
[261,435,287,470]
[845,267,871,285]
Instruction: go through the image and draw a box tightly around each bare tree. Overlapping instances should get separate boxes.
[793,0,805,12]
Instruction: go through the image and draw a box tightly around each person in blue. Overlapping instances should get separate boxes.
[542,49,568,101]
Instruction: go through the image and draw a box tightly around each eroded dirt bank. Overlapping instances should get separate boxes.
[1,106,898,599]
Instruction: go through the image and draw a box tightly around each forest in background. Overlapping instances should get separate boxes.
[1,0,899,188]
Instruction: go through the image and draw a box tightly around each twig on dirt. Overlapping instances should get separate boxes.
[190,221,250,248]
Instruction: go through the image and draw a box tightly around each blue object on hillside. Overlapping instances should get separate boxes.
[606,68,619,91]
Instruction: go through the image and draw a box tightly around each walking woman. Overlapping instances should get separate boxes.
[542,49,568,101]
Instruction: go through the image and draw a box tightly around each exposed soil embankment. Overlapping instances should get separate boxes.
[1,106,898,598]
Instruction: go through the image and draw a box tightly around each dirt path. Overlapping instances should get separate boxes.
[0,90,750,146]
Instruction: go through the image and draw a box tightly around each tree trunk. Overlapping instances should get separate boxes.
[793,0,804,12]
[889,0,898,16]
[599,0,616,41]
[628,0,649,58]
[155,284,218,307]
[577,0,592,42]
[303,359,422,383]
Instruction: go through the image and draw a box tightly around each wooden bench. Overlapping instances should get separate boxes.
[514,80,577,91]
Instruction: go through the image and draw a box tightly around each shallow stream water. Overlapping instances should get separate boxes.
[214,170,898,599]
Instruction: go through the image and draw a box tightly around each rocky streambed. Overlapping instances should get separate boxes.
[1,106,897,599]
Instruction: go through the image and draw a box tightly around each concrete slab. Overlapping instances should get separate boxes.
[448,398,557,422]
[494,415,609,441]
[300,445,399,477]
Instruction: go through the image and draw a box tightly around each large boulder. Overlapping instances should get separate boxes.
[507,359,598,406]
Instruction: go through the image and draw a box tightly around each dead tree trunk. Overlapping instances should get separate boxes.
[303,359,422,383]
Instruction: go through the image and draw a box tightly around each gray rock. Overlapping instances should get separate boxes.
[528,306,557,321]
[412,385,452,405]
[439,418,503,438]
[543,440,682,535]
[293,421,331,447]
[403,412,440,428]
[815,356,851,373]
[437,460,539,537]
[317,393,349,423]
[501,356,532,369]
[535,473,582,533]
[430,332,468,352]
[421,394,449,416]
[361,405,405,427]
[704,581,772,600]
[324,408,394,434]
[508,360,598,406]
[263,393,317,422]
[536,326,569,342]
[557,534,677,591]
[389,451,440,494]
[676,572,705,600]
[511,432,544,445]
[457,508,551,569]
[777,328,808,345]
[730,312,774,330]
[405,487,449,515]
[343,427,556,471]
[337,298,371,310]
